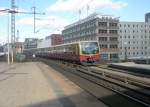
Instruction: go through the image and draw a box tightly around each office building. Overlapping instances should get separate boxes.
[24,38,38,49]
[119,22,150,60]
[51,34,62,46]
[145,12,150,23]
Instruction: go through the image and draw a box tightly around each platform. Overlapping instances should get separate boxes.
[0,62,107,107]
[108,62,150,75]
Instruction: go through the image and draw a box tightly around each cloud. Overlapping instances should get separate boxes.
[0,12,7,16]
[47,0,127,12]
[0,7,8,16]
[16,16,70,31]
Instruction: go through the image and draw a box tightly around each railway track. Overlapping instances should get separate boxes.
[97,64,150,78]
[91,66,150,88]
[76,66,150,106]
[38,58,150,107]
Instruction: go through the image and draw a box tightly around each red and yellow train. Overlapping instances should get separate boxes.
[23,41,100,65]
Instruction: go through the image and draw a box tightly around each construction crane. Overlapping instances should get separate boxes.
[0,0,45,63]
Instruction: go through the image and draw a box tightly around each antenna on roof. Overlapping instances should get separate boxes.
[87,4,90,16]
[79,9,81,20]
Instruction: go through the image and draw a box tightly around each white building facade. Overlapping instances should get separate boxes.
[119,22,150,60]
[37,36,51,48]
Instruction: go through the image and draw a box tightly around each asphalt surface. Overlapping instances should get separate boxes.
[0,62,107,107]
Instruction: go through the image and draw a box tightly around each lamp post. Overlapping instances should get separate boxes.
[7,12,10,64]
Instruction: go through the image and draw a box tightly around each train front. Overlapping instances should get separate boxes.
[80,41,100,65]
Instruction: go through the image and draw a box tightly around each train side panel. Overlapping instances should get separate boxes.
[23,41,100,65]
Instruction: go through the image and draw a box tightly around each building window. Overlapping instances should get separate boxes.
[102,54,109,60]
[141,52,143,54]
[99,29,107,34]
[99,37,107,41]
[110,54,118,59]
[109,37,117,41]
[128,52,130,55]
[133,25,135,27]
[109,23,117,27]
[133,30,135,33]
[109,30,118,34]
[99,44,108,48]
[98,22,107,26]
[110,44,118,49]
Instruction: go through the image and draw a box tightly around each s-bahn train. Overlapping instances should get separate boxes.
[23,41,100,65]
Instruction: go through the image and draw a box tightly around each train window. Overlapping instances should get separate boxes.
[75,44,79,55]
[81,42,99,54]
[71,44,76,54]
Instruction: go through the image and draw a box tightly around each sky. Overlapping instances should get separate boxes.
[0,0,150,44]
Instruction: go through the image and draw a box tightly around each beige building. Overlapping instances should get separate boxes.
[62,13,119,61]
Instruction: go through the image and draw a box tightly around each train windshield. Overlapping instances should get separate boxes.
[81,42,99,55]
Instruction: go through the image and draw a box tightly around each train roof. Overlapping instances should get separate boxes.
[56,40,97,47]
[23,41,98,51]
